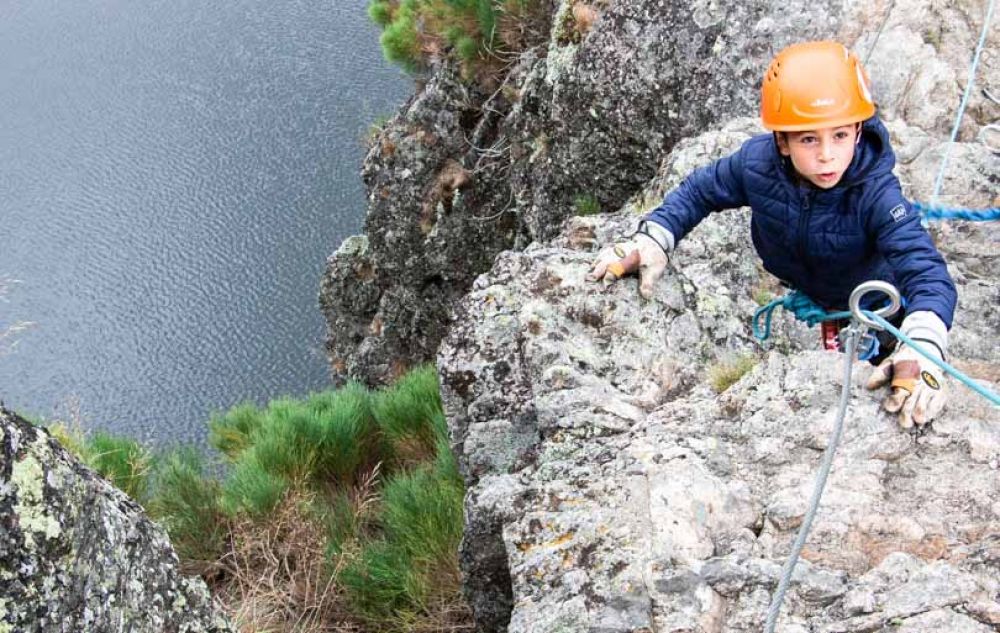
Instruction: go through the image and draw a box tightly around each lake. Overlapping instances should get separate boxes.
[0,0,410,446]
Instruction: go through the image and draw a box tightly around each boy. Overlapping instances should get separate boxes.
[588,41,957,429]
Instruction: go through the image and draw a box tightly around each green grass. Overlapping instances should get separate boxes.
[574,193,601,216]
[87,432,152,501]
[209,402,266,461]
[147,447,226,563]
[372,365,446,464]
[340,463,465,623]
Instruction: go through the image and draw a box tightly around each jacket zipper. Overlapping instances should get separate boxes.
[796,189,813,268]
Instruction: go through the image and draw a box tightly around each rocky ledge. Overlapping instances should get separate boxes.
[0,408,232,633]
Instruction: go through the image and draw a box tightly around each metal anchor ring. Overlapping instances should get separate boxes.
[849,280,902,330]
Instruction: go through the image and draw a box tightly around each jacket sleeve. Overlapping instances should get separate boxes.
[865,176,957,329]
[643,147,748,244]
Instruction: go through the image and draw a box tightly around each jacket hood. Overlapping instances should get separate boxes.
[842,114,896,186]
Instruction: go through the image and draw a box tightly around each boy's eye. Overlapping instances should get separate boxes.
[834,131,850,140]
[798,136,817,144]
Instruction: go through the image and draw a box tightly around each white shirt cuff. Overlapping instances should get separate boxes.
[637,220,675,253]
[901,310,949,358]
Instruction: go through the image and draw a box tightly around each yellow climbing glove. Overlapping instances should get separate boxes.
[586,233,667,299]
[866,344,947,429]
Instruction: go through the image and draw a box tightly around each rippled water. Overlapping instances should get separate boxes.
[0,1,409,445]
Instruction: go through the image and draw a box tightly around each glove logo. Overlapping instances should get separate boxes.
[921,370,940,390]
[890,204,907,222]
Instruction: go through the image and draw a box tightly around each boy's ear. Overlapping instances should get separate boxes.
[774,132,791,156]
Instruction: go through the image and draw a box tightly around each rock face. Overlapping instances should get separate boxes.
[321,0,854,386]
[435,10,1000,622]
[322,0,999,630]
[0,408,233,633]
[438,118,999,630]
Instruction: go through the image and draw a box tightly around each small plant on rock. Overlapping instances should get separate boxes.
[708,354,757,393]
[368,0,548,83]
[574,193,601,216]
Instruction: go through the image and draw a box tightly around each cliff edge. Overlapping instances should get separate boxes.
[0,408,233,632]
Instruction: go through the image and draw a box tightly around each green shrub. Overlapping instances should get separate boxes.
[208,402,266,460]
[148,447,226,562]
[372,364,445,463]
[341,538,424,620]
[319,491,362,557]
[380,8,421,73]
[475,0,498,49]
[309,383,383,482]
[367,0,534,79]
[432,434,462,486]
[340,464,464,623]
[217,384,383,516]
[455,35,480,61]
[368,0,393,26]
[220,453,290,517]
[380,466,464,560]
[88,432,152,501]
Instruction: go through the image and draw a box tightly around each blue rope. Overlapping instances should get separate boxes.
[753,291,882,360]
[913,202,1000,222]
[752,291,850,341]
[864,311,1000,407]
[930,0,996,207]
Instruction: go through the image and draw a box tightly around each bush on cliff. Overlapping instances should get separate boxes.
[41,364,470,631]
[368,0,543,81]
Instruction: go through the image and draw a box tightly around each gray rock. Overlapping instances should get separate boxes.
[439,115,1000,631]
[0,408,232,633]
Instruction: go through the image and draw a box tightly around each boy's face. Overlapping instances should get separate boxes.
[775,124,860,189]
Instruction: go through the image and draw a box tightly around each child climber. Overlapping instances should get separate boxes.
[588,41,957,429]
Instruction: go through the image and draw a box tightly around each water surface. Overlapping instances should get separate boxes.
[0,1,410,445]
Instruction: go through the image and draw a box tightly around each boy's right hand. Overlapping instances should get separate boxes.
[586,233,667,299]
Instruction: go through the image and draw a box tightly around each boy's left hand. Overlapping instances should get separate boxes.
[866,344,947,428]
[586,234,667,299]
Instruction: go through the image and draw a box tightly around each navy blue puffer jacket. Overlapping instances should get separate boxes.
[645,116,957,328]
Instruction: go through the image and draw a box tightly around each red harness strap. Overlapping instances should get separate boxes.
[821,319,848,351]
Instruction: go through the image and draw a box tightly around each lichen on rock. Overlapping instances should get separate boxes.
[0,408,232,633]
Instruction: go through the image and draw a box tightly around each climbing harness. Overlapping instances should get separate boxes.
[760,281,999,632]
[753,291,885,361]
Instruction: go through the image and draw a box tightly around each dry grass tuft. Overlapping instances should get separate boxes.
[708,354,758,394]
[216,487,356,633]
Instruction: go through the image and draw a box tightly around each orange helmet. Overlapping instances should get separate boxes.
[761,41,875,131]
